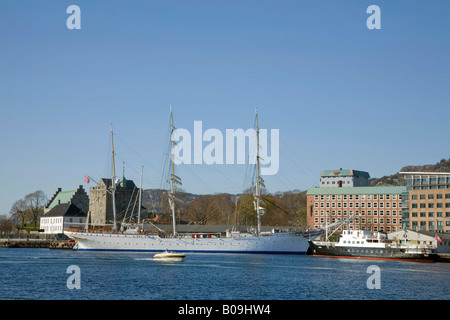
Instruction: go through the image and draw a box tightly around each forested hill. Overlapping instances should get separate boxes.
[370,158,450,187]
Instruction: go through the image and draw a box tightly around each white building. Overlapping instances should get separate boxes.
[389,229,450,253]
[320,169,370,188]
[40,203,87,235]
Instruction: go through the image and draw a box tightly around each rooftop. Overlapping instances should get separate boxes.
[43,203,86,218]
[307,186,407,195]
[47,190,77,209]
[320,169,370,179]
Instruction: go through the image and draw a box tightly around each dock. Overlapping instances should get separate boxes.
[436,253,450,263]
[0,239,75,250]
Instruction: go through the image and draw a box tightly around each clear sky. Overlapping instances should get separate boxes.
[1,1,449,215]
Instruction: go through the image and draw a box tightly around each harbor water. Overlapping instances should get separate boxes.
[0,248,449,300]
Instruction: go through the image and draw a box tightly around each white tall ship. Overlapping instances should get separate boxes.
[65,109,311,254]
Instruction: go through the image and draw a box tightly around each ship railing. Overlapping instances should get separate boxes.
[388,243,434,250]
[312,241,335,246]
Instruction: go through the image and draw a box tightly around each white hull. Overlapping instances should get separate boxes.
[153,251,186,261]
[65,231,309,255]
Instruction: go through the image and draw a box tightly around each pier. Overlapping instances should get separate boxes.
[0,239,75,250]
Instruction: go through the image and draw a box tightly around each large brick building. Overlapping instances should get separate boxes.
[307,186,406,233]
[306,169,406,232]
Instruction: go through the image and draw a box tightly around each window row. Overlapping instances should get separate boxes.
[411,194,450,200]
[411,203,450,208]
[315,202,400,208]
[314,217,400,225]
[314,210,399,216]
[314,194,400,201]
[411,221,450,229]
[411,212,450,218]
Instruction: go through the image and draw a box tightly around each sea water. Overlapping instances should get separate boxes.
[0,248,448,300]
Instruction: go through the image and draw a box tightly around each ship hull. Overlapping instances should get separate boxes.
[66,232,309,255]
[308,241,437,262]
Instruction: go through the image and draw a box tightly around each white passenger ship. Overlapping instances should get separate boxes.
[65,109,310,255]
[309,229,437,262]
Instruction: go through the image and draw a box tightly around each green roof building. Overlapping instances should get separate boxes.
[45,185,89,214]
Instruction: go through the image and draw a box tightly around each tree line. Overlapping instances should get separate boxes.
[153,190,308,229]
[4,190,47,232]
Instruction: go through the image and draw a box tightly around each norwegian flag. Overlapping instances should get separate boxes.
[84,175,90,184]
[435,234,443,244]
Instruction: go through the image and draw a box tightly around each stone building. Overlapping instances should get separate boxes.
[88,176,138,226]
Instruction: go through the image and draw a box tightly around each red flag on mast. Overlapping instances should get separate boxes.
[84,176,90,184]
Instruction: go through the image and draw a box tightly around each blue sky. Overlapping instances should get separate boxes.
[1,1,449,215]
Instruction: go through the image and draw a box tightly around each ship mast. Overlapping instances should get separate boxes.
[110,124,118,232]
[138,165,143,223]
[168,106,181,236]
[254,108,265,236]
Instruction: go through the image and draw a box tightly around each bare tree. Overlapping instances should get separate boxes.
[9,199,28,228]
[24,190,47,228]
[0,215,14,235]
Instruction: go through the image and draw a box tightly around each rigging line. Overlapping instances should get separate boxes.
[274,169,310,191]
[114,134,161,175]
[261,196,292,215]
[258,115,317,184]
[175,164,216,194]
[122,186,137,223]
[279,145,317,185]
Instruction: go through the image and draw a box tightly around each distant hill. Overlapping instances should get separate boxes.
[370,158,450,187]
[141,189,201,213]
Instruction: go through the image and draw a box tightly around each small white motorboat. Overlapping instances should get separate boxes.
[153,250,186,261]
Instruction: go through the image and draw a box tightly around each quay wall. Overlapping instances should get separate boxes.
[0,239,75,250]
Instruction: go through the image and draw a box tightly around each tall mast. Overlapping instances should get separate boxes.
[254,108,264,236]
[168,105,180,236]
[110,123,118,231]
[138,165,143,223]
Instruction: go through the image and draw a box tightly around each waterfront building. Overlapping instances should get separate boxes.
[389,229,450,253]
[307,186,406,232]
[88,175,138,226]
[40,203,87,234]
[44,185,89,214]
[400,172,450,233]
[307,169,406,232]
[319,169,370,188]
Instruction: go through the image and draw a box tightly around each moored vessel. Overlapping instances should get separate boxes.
[66,108,311,255]
[309,230,437,262]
